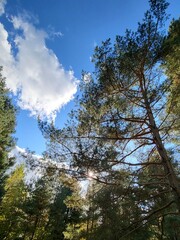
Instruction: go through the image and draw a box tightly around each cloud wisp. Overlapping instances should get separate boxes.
[0,0,6,16]
[0,14,78,120]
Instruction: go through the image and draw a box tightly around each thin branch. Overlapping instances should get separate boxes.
[119,200,175,239]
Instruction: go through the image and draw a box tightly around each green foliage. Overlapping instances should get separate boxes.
[23,178,52,240]
[163,215,180,239]
[47,187,70,240]
[0,67,16,174]
[46,180,82,240]
[64,223,87,240]
[0,164,83,240]
[82,176,152,240]
[162,18,180,130]
[0,165,28,240]
[0,67,16,202]
[2,0,180,239]
[39,0,180,239]
[163,18,180,82]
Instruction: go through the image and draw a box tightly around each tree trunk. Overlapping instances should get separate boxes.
[141,80,180,211]
[30,216,39,240]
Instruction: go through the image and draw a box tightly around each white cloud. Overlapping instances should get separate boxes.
[0,15,78,120]
[8,146,69,185]
[0,0,6,16]
[8,146,43,184]
[47,25,63,39]
[0,23,20,92]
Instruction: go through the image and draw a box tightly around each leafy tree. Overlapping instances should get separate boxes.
[0,165,28,240]
[0,151,86,240]
[0,67,16,200]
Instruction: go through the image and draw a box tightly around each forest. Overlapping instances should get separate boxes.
[0,0,180,239]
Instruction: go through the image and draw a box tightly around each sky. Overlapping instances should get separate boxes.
[0,0,179,155]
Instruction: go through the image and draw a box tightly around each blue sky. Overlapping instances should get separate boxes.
[0,0,179,155]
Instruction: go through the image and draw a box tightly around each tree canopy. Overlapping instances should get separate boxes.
[0,67,16,200]
[0,0,180,239]
[40,0,180,238]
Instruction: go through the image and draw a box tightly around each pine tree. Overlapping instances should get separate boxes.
[40,0,180,238]
[23,177,51,240]
[0,67,16,200]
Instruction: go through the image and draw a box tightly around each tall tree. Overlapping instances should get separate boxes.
[85,178,151,240]
[23,165,84,240]
[40,0,180,237]
[58,174,84,240]
[0,67,16,200]
[0,165,28,240]
[22,177,52,240]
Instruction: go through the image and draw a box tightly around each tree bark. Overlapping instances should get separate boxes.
[30,216,39,240]
[141,77,180,211]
